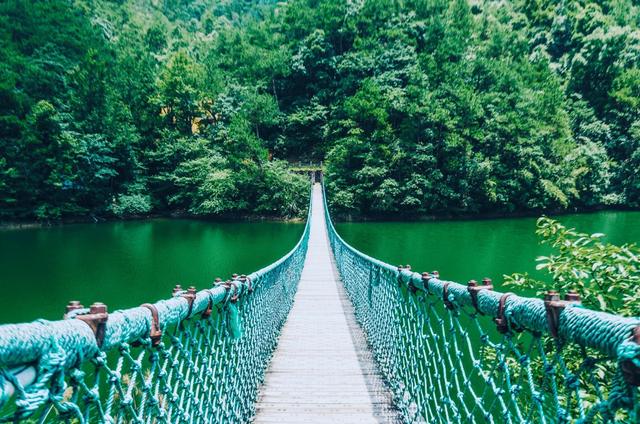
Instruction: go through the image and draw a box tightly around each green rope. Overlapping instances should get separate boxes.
[322,184,640,423]
[0,192,312,423]
[1,182,638,423]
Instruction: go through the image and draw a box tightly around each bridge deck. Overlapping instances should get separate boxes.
[253,184,399,423]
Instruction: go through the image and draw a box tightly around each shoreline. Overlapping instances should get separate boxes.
[0,212,305,231]
[331,205,640,223]
[2,205,638,231]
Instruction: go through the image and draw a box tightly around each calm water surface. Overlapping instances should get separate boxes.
[0,219,303,323]
[335,211,640,290]
[2,210,639,324]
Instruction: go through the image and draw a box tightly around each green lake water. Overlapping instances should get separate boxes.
[333,210,640,420]
[335,210,640,290]
[1,210,639,325]
[0,219,304,324]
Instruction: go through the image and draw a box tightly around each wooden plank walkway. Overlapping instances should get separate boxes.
[253,184,400,423]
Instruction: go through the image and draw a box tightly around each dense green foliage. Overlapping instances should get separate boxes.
[504,218,639,408]
[311,0,640,216]
[505,217,640,317]
[1,0,639,220]
[0,0,309,220]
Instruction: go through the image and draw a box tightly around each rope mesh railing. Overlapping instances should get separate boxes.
[0,194,311,423]
[323,185,640,424]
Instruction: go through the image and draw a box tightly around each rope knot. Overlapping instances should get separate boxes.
[532,390,544,404]
[557,407,568,421]
[83,387,100,403]
[54,400,81,420]
[69,368,85,383]
[161,348,172,360]
[120,395,133,407]
[108,371,121,383]
[565,374,579,390]
[93,352,107,367]
[510,384,521,395]
[170,337,183,349]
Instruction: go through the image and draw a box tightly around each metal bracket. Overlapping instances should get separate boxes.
[544,290,581,338]
[215,279,240,303]
[240,275,253,293]
[202,280,222,319]
[230,274,243,301]
[140,303,162,347]
[65,300,84,317]
[494,293,514,334]
[564,290,581,304]
[467,278,493,314]
[421,272,432,294]
[442,282,454,310]
[184,286,197,317]
[229,281,240,302]
[74,303,109,348]
[544,290,570,338]
[621,326,640,386]
[420,271,439,297]
[398,265,418,293]
[202,292,214,319]
[173,285,197,318]
[204,278,224,318]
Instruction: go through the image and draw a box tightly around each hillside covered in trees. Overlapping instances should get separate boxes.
[1,0,639,220]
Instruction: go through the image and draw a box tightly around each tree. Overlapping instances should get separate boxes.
[155,51,204,135]
[145,23,168,52]
[22,101,74,219]
[2,0,640,222]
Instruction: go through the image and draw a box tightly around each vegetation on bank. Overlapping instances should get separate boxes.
[506,217,640,316]
[1,0,639,221]
[320,0,640,217]
[0,0,310,221]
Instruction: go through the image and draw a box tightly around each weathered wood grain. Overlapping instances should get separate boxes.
[253,184,400,423]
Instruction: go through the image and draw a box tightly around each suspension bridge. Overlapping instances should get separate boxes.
[0,183,638,423]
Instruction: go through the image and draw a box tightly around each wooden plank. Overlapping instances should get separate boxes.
[253,184,400,423]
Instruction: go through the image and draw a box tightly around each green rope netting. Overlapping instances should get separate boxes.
[1,183,639,423]
[323,186,640,424]
[0,199,311,423]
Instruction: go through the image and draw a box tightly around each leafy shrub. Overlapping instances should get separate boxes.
[505,217,640,317]
[255,161,310,218]
[110,193,152,217]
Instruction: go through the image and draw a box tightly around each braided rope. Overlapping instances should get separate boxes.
[0,193,312,423]
[1,183,638,423]
[323,184,640,423]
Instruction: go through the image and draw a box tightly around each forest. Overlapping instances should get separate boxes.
[1,0,639,220]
